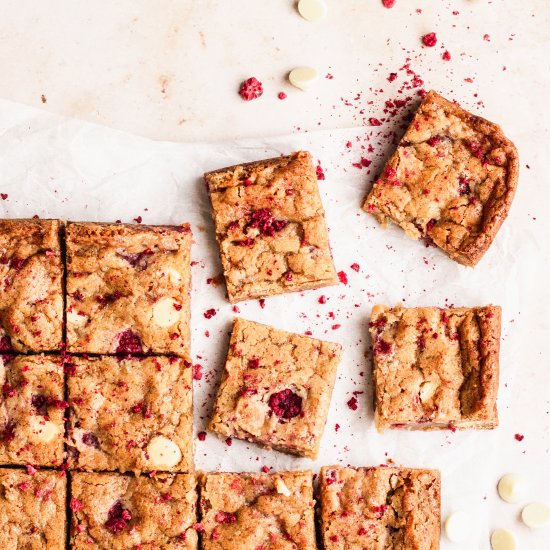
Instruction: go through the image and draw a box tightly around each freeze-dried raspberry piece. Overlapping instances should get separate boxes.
[117,249,153,271]
[239,77,263,101]
[82,432,101,449]
[422,32,437,47]
[105,501,132,533]
[115,330,143,354]
[268,389,302,419]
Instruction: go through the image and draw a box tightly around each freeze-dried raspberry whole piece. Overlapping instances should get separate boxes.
[215,512,237,524]
[0,336,12,352]
[117,249,154,271]
[422,32,437,47]
[31,394,48,415]
[375,339,392,355]
[70,497,84,511]
[268,389,302,419]
[105,501,132,533]
[115,330,143,354]
[2,421,15,442]
[382,0,395,7]
[247,209,287,237]
[82,432,101,449]
[239,77,263,101]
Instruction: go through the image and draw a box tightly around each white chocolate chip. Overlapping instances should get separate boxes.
[419,381,436,402]
[521,502,550,528]
[289,67,318,91]
[165,268,182,284]
[67,309,88,327]
[28,417,60,443]
[146,436,182,469]
[275,478,291,497]
[152,297,180,327]
[297,0,327,22]
[497,474,527,503]
[490,529,516,550]
[444,511,470,542]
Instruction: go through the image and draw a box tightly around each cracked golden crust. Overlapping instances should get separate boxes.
[0,355,65,466]
[0,219,63,352]
[70,472,198,549]
[319,466,440,550]
[363,91,519,266]
[0,469,67,550]
[66,221,192,356]
[199,471,316,550]
[205,151,339,302]
[66,356,193,473]
[209,318,342,458]
[370,304,500,431]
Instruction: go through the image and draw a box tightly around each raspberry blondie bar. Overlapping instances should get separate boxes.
[369,304,500,431]
[209,317,341,458]
[66,222,192,356]
[205,151,339,302]
[66,355,193,472]
[319,465,440,549]
[199,470,316,549]
[363,91,519,266]
[0,219,63,352]
[70,472,198,549]
[0,354,65,466]
[0,468,67,550]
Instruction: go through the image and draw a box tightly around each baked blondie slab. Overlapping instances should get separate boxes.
[66,221,192,356]
[0,354,65,466]
[319,465,440,550]
[369,304,500,431]
[199,470,316,549]
[0,468,67,550]
[209,317,342,458]
[363,91,519,266]
[0,218,63,352]
[66,355,193,472]
[70,472,198,549]
[205,151,339,302]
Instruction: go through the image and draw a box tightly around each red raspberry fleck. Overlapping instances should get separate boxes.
[361,158,372,167]
[338,271,348,285]
[427,136,442,147]
[173,303,182,311]
[372,504,388,518]
[347,397,358,411]
[358,526,368,535]
[0,336,12,352]
[332,324,341,330]
[193,364,203,380]
[375,339,392,355]
[215,512,237,524]
[316,163,325,180]
[514,433,524,441]
[442,50,451,61]
[259,299,265,309]
[330,535,339,542]
[239,77,263,101]
[115,330,143,354]
[368,117,382,126]
[17,481,30,491]
[248,358,260,369]
[318,295,327,304]
[422,32,437,47]
[203,308,217,319]
[458,176,471,195]
[350,263,360,272]
[448,422,457,433]
[70,497,84,511]
[2,384,15,397]
[278,92,287,100]
[133,216,142,224]
[388,72,398,82]
[105,501,132,533]
[268,389,302,419]
[426,219,436,232]
[117,249,154,271]
[261,466,270,473]
[225,438,232,446]
[197,431,206,441]
[382,0,395,7]
[0,193,7,200]
[82,432,100,448]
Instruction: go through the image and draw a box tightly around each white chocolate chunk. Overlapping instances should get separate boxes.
[289,67,318,91]
[28,417,60,443]
[297,0,327,22]
[67,309,88,327]
[490,529,516,550]
[275,478,291,497]
[444,511,470,542]
[147,436,182,469]
[153,297,180,327]
[497,473,526,503]
[521,502,550,528]
[165,268,182,284]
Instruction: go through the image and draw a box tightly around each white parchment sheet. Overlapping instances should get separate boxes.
[0,99,542,548]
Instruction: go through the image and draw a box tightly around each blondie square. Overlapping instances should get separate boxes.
[200,470,316,549]
[66,222,192,356]
[66,355,193,472]
[319,465,440,550]
[209,317,341,458]
[363,91,519,266]
[70,472,198,549]
[205,151,339,302]
[0,468,67,550]
[370,304,500,431]
[0,354,65,466]
[0,218,63,352]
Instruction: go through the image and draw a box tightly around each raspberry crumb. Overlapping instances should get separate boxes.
[350,263,360,272]
[192,364,203,381]
[225,438,232,446]
[316,162,326,180]
[318,295,327,304]
[203,308,217,319]
[0,193,7,200]
[514,433,524,442]
[70,497,84,511]
[278,92,287,100]
[382,0,395,7]
[338,271,348,285]
[442,50,451,61]
[197,431,206,441]
[422,32,437,47]
[347,397,358,411]
[368,117,382,126]
[239,77,263,101]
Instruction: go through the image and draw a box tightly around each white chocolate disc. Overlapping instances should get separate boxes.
[521,502,550,528]
[153,297,180,327]
[165,268,182,284]
[490,529,516,550]
[275,478,291,497]
[497,474,526,503]
[146,436,182,469]
[29,417,60,443]
[444,511,470,542]
[298,0,327,22]
[289,67,318,91]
